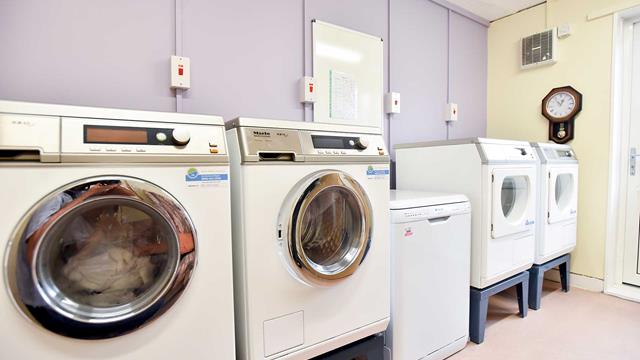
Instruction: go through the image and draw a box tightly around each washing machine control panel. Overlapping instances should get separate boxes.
[60,117,228,161]
[235,126,388,162]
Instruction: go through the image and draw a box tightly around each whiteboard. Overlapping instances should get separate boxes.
[312,20,384,129]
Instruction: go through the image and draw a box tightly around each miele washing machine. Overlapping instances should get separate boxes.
[0,100,236,359]
[226,117,391,359]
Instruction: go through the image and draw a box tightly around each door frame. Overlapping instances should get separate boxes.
[605,6,640,302]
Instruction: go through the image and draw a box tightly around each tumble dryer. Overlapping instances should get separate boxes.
[226,118,390,359]
[395,138,537,289]
[531,142,578,264]
[0,101,235,359]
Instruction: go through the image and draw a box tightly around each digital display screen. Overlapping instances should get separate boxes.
[311,135,356,149]
[84,125,149,144]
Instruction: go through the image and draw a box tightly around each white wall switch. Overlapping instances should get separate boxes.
[445,103,458,122]
[384,92,401,114]
[300,76,316,103]
[557,24,572,38]
[171,55,190,89]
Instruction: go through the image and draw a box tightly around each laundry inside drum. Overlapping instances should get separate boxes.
[35,198,179,319]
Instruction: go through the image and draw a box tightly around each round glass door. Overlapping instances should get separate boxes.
[500,176,530,222]
[6,177,196,339]
[284,171,372,286]
[554,173,574,212]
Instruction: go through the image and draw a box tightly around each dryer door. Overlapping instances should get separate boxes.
[281,171,372,286]
[491,167,536,238]
[6,177,196,339]
[548,166,579,224]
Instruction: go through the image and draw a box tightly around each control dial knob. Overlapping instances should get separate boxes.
[172,128,191,146]
[354,137,369,150]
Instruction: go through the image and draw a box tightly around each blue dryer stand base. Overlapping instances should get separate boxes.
[527,254,571,310]
[469,271,529,344]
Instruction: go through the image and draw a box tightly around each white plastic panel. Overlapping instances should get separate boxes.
[312,21,383,129]
[263,311,304,356]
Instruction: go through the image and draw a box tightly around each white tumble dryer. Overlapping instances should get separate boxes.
[0,101,235,359]
[531,142,578,264]
[226,118,390,359]
[395,138,537,289]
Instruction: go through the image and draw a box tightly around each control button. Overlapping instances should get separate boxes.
[349,139,356,147]
[156,132,168,142]
[355,137,369,150]
[172,128,191,146]
[121,148,132,152]
[89,147,101,152]
[340,151,347,154]
[105,147,117,152]
[136,148,146,153]
[317,150,324,154]
[209,148,219,154]
[333,150,340,155]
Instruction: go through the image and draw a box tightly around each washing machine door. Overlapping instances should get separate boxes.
[281,171,372,286]
[547,166,579,224]
[491,167,536,238]
[5,176,196,339]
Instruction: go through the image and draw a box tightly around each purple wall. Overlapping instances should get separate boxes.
[0,0,487,149]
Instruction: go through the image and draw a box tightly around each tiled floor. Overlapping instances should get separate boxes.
[450,280,640,360]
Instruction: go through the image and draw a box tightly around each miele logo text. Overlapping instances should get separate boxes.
[253,131,271,137]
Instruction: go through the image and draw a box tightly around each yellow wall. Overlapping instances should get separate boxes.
[488,0,640,279]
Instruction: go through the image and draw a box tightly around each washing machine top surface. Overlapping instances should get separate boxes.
[0,99,222,125]
[532,142,578,164]
[0,100,228,164]
[226,117,389,164]
[390,190,468,210]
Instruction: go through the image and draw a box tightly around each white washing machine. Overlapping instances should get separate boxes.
[532,142,578,265]
[395,138,537,289]
[0,101,235,359]
[226,118,390,359]
[387,191,471,360]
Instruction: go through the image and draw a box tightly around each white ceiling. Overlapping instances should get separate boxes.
[445,0,544,22]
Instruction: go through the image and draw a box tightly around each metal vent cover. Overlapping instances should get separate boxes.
[521,29,556,69]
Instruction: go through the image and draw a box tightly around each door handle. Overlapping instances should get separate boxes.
[631,148,639,176]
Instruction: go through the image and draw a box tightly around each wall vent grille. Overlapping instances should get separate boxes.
[521,28,557,69]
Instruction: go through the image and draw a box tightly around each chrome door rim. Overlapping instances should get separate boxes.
[5,176,197,339]
[285,171,372,285]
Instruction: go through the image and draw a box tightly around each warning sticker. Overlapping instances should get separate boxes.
[185,167,228,187]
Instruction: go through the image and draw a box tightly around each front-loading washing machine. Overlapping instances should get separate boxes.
[226,118,390,359]
[531,142,578,264]
[0,101,235,359]
[395,138,537,289]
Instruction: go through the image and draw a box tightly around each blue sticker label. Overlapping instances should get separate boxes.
[367,165,390,178]
[185,168,228,186]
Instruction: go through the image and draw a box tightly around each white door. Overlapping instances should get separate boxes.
[548,166,579,224]
[491,167,537,238]
[622,22,640,287]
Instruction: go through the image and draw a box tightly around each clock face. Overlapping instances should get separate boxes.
[545,91,576,119]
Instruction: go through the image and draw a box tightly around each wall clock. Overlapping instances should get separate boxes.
[541,86,582,144]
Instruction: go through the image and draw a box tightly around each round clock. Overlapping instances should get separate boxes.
[542,86,583,123]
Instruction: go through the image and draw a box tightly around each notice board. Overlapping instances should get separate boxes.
[312,20,384,129]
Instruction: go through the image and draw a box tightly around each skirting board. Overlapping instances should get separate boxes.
[545,269,604,292]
